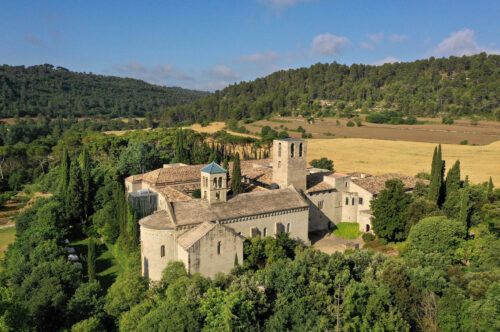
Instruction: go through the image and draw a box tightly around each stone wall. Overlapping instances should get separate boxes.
[306,191,341,232]
[140,226,177,281]
[220,207,310,245]
[182,224,243,279]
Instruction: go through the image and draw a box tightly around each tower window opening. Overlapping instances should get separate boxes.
[218,177,222,188]
[291,143,295,157]
[216,192,220,200]
[287,223,290,232]
[359,197,363,205]
[213,178,217,187]
[352,198,355,205]
[299,143,303,157]
[217,241,221,255]
[278,143,281,157]
[345,197,349,205]
[160,245,165,257]
[263,227,267,237]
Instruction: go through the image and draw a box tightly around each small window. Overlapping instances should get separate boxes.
[366,224,370,232]
[287,223,290,232]
[318,200,324,209]
[345,197,349,205]
[359,197,363,205]
[217,241,221,255]
[291,143,295,158]
[352,198,355,205]
[299,143,303,157]
[160,245,165,257]
[263,227,267,237]
[278,143,281,157]
[345,182,348,188]
[213,178,217,187]
[216,192,220,200]
[218,177,222,188]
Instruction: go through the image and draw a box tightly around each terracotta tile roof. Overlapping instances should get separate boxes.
[141,164,206,186]
[242,167,273,185]
[154,186,192,202]
[351,173,429,195]
[168,186,309,226]
[176,221,216,250]
[139,210,175,230]
[306,172,335,193]
[125,174,143,183]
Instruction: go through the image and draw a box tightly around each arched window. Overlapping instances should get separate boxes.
[287,223,290,232]
[263,227,267,237]
[299,143,303,157]
[345,197,349,205]
[217,241,221,255]
[160,245,165,257]
[218,177,222,188]
[291,143,295,157]
[213,177,217,187]
[278,143,281,157]
[366,224,370,232]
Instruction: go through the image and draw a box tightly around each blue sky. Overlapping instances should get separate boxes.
[1,0,499,91]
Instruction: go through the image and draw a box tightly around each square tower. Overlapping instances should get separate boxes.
[201,162,227,204]
[272,138,307,191]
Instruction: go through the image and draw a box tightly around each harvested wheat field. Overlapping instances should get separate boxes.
[185,122,260,139]
[307,138,500,185]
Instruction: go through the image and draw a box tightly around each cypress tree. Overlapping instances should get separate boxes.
[464,175,470,187]
[58,148,70,197]
[234,253,239,266]
[445,160,461,197]
[222,158,229,171]
[174,129,187,163]
[487,176,494,199]
[81,147,93,221]
[429,147,438,180]
[459,188,472,235]
[208,143,217,163]
[428,144,445,205]
[67,160,84,222]
[231,152,243,195]
[87,238,96,282]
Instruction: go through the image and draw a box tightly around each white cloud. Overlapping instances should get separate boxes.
[431,28,500,56]
[207,65,241,81]
[310,33,351,56]
[359,41,375,50]
[368,32,384,44]
[258,0,315,10]
[390,33,408,42]
[111,61,192,85]
[372,57,399,66]
[234,51,281,66]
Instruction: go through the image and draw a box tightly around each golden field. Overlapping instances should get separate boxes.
[307,138,500,185]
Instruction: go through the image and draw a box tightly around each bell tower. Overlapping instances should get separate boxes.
[272,138,307,191]
[200,162,227,204]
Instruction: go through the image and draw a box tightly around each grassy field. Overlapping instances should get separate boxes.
[70,239,123,289]
[332,222,362,239]
[0,227,16,263]
[307,138,500,185]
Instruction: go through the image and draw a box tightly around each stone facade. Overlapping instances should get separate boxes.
[127,138,425,281]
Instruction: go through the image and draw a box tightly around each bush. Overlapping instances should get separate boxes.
[346,120,355,127]
[192,189,201,198]
[354,117,362,127]
[441,117,454,125]
[362,233,375,242]
[310,157,334,171]
[460,140,468,145]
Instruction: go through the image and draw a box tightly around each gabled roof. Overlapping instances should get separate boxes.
[351,173,429,195]
[176,221,216,250]
[201,162,227,174]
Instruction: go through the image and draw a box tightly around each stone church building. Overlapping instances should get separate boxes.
[125,138,425,280]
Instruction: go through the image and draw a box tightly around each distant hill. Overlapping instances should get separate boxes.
[0,64,208,118]
[161,53,500,125]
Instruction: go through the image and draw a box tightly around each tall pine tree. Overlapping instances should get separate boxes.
[58,148,70,197]
[87,238,96,282]
[81,147,93,221]
[445,160,461,197]
[231,152,243,195]
[67,160,84,222]
[428,144,445,205]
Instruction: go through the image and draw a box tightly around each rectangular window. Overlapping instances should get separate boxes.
[318,200,324,209]
[160,245,165,257]
[345,197,349,205]
[359,197,363,205]
[352,198,355,205]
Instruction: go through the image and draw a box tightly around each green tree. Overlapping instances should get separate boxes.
[71,316,103,332]
[80,147,93,220]
[371,179,412,242]
[487,176,494,199]
[428,145,445,205]
[310,157,334,171]
[458,188,473,233]
[104,270,148,321]
[231,152,243,195]
[174,128,188,163]
[58,147,70,197]
[445,160,461,197]
[87,238,96,282]
[67,160,84,222]
[67,281,104,324]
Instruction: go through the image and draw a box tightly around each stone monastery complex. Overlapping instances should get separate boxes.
[125,138,425,280]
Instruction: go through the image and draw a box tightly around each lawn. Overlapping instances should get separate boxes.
[332,222,362,239]
[69,238,124,289]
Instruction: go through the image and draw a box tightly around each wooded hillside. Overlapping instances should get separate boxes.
[161,53,500,125]
[0,64,208,118]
